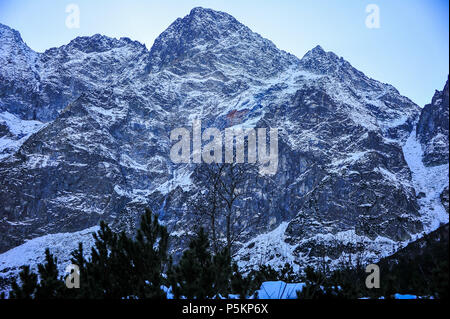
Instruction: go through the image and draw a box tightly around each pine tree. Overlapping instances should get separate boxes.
[70,209,169,299]
[296,266,329,299]
[128,208,169,298]
[231,263,255,299]
[212,247,234,298]
[168,228,219,299]
[9,208,170,299]
[9,265,38,299]
[10,250,67,299]
[279,262,299,282]
[35,249,66,298]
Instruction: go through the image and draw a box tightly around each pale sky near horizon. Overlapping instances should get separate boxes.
[0,0,448,107]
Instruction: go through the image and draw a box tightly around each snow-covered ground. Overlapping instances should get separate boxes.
[256,281,306,299]
[0,226,98,296]
[165,280,422,299]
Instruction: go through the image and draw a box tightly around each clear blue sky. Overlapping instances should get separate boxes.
[0,0,448,107]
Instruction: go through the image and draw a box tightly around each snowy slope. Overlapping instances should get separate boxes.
[0,226,98,296]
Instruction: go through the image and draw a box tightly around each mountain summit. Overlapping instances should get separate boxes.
[148,7,297,77]
[0,8,448,276]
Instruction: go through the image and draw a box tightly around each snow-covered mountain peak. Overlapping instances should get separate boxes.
[51,33,146,55]
[188,6,240,24]
[0,23,39,76]
[0,8,447,276]
[148,7,297,77]
[0,23,28,48]
[299,44,378,90]
[431,78,449,107]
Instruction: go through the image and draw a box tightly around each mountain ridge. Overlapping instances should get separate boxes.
[0,7,447,274]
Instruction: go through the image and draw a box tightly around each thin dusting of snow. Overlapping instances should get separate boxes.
[26,154,59,169]
[0,111,43,136]
[0,226,98,274]
[330,151,369,169]
[297,228,399,270]
[156,166,193,195]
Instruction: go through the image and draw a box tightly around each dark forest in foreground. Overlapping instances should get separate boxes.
[4,209,448,299]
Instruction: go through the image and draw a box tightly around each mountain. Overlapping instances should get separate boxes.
[416,78,449,167]
[0,23,148,122]
[419,78,449,216]
[0,7,448,275]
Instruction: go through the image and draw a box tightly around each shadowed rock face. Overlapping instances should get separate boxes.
[416,78,449,167]
[0,8,447,269]
[441,186,449,214]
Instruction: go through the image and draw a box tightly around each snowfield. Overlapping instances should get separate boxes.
[403,127,449,232]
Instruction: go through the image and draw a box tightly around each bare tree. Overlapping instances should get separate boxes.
[190,162,265,255]
[190,163,224,253]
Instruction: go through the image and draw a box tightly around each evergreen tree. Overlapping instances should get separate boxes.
[250,264,279,285]
[168,228,216,299]
[35,249,66,299]
[71,208,169,299]
[231,264,256,299]
[167,227,262,299]
[279,262,300,282]
[9,208,169,299]
[9,266,38,299]
[212,248,233,297]
[133,208,169,298]
[167,228,238,298]
[10,250,68,299]
[296,266,328,299]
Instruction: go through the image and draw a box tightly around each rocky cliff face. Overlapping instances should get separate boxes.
[416,79,449,167]
[415,79,449,220]
[0,8,448,271]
